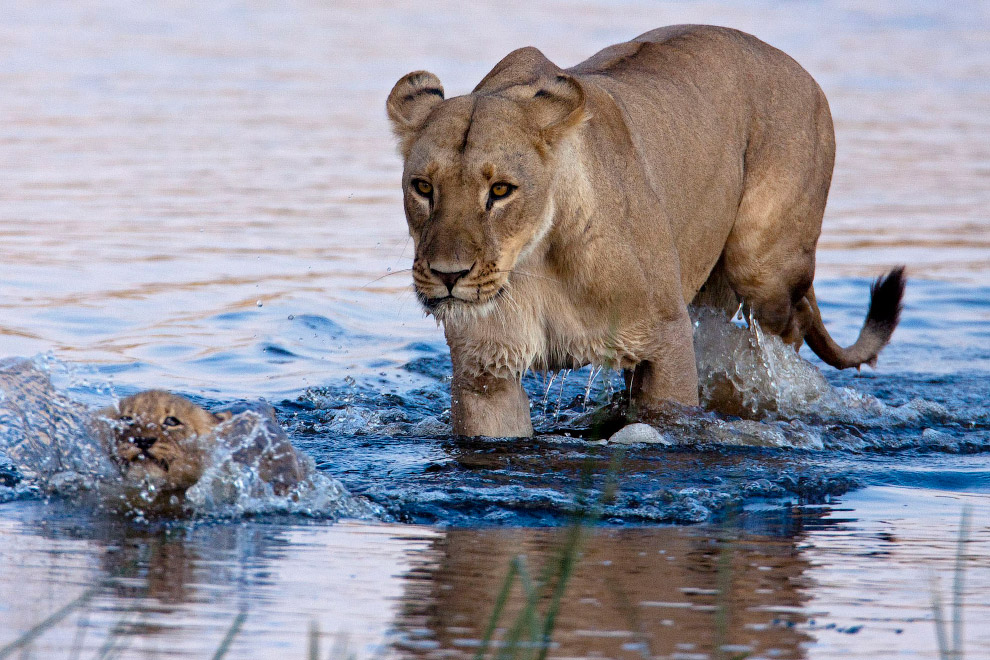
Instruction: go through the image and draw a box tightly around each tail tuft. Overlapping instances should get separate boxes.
[801,267,907,370]
[865,266,906,341]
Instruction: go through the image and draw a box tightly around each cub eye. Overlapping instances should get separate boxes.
[489,182,515,200]
[412,179,433,197]
[162,416,182,427]
[118,416,134,424]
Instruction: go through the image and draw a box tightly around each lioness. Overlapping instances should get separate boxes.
[100,390,306,498]
[387,25,905,437]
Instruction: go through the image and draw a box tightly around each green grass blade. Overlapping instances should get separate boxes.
[478,448,626,660]
[533,449,623,659]
[496,557,543,660]
[0,585,100,660]
[474,559,520,660]
[95,610,136,660]
[514,556,542,649]
[309,620,320,660]
[536,523,581,660]
[66,600,91,660]
[328,631,352,660]
[212,610,248,660]
[951,506,970,660]
[713,535,735,660]
[931,575,950,660]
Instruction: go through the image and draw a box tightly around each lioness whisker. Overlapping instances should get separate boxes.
[360,268,414,289]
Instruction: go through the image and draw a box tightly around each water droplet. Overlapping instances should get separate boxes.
[256,300,263,307]
[287,314,295,320]
[387,267,392,272]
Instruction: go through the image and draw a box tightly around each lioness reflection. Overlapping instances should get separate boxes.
[396,516,821,659]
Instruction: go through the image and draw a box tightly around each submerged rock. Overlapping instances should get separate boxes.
[608,423,672,446]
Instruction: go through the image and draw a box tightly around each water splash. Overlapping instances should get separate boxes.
[182,405,382,520]
[540,371,558,417]
[694,308,835,419]
[690,309,967,444]
[0,357,380,521]
[297,319,988,455]
[2,339,987,528]
[0,357,116,488]
[584,365,604,406]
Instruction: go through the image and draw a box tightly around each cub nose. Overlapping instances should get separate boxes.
[131,436,157,451]
[430,265,472,294]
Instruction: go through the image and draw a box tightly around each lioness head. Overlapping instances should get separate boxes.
[101,391,231,491]
[387,50,586,322]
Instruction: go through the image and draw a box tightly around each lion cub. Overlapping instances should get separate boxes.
[100,390,306,497]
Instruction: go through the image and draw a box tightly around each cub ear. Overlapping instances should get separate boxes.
[96,405,118,419]
[507,73,586,144]
[213,411,233,423]
[386,71,445,152]
[90,407,118,449]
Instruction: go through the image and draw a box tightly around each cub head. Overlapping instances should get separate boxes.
[387,49,586,322]
[101,391,231,491]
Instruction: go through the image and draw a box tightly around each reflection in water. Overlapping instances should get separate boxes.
[391,493,990,659]
[398,522,816,659]
[1,490,989,659]
[0,502,439,659]
[800,489,990,659]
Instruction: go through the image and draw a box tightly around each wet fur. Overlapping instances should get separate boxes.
[388,25,905,437]
[98,391,306,499]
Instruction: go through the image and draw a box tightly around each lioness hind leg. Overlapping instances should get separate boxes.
[723,160,828,345]
[723,65,834,346]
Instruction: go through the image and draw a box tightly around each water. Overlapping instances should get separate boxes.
[1,0,988,658]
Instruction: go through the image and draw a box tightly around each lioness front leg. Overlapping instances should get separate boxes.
[628,314,700,412]
[450,370,533,437]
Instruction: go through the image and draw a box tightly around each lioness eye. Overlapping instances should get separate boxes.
[489,183,515,200]
[412,179,433,197]
[119,416,133,424]
[162,416,182,427]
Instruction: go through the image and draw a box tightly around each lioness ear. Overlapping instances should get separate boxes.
[213,411,233,423]
[387,71,445,153]
[509,73,586,144]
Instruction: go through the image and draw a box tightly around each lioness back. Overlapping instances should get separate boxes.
[567,25,835,302]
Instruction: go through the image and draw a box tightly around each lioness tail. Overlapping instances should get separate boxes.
[802,267,906,369]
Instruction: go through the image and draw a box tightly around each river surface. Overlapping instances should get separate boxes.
[1,1,988,658]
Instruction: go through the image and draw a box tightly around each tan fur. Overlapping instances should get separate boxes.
[387,25,901,437]
[98,391,305,497]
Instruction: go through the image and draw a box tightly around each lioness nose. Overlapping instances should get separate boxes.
[430,266,472,294]
[132,436,157,451]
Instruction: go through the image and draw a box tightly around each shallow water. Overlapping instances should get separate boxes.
[1,0,988,658]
